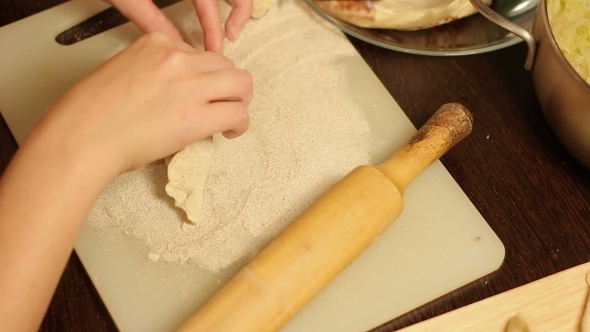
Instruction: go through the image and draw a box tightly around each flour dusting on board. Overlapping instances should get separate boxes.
[87,0,384,272]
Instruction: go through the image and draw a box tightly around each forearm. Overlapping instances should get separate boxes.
[0,122,115,331]
[0,30,252,331]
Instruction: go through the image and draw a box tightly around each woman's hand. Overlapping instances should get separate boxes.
[107,0,253,53]
[36,31,252,176]
[0,32,252,331]
[194,0,253,52]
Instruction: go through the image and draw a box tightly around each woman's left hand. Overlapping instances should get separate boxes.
[106,0,253,53]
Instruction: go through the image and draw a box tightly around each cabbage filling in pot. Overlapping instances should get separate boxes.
[547,0,590,84]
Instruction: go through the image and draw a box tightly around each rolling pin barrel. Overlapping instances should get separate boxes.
[177,103,473,332]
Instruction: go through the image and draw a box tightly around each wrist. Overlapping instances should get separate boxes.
[0,105,122,331]
[19,111,120,195]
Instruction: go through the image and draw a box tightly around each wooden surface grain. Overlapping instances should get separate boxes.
[398,261,590,331]
[1,0,590,331]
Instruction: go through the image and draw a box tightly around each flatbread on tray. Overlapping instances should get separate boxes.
[314,0,493,30]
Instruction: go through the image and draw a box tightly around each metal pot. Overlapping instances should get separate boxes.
[469,0,590,169]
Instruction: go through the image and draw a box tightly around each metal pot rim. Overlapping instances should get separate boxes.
[469,0,590,91]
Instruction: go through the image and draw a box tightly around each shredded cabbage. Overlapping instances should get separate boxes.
[547,0,590,84]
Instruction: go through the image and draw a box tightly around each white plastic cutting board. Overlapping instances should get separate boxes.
[0,1,505,331]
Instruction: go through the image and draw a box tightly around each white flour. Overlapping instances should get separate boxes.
[88,0,383,272]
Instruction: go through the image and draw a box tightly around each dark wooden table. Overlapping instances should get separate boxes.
[2,0,590,331]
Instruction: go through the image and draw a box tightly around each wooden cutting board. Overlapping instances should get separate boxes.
[0,0,506,331]
[399,261,590,331]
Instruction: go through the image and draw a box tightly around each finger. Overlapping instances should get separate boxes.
[225,0,253,41]
[117,0,183,41]
[191,101,250,139]
[199,69,254,106]
[222,129,243,139]
[193,0,224,53]
[189,51,237,73]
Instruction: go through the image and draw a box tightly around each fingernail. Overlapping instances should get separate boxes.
[227,27,241,42]
[223,130,240,139]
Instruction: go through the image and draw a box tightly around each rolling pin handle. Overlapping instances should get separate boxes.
[376,103,473,193]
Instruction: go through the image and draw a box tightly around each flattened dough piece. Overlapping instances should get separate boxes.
[506,313,535,332]
[165,138,214,223]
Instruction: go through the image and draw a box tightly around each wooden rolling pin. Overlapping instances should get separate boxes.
[177,103,473,332]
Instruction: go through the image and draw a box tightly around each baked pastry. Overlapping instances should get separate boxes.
[314,0,493,30]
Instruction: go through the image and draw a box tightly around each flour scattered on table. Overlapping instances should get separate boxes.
[87,0,384,272]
